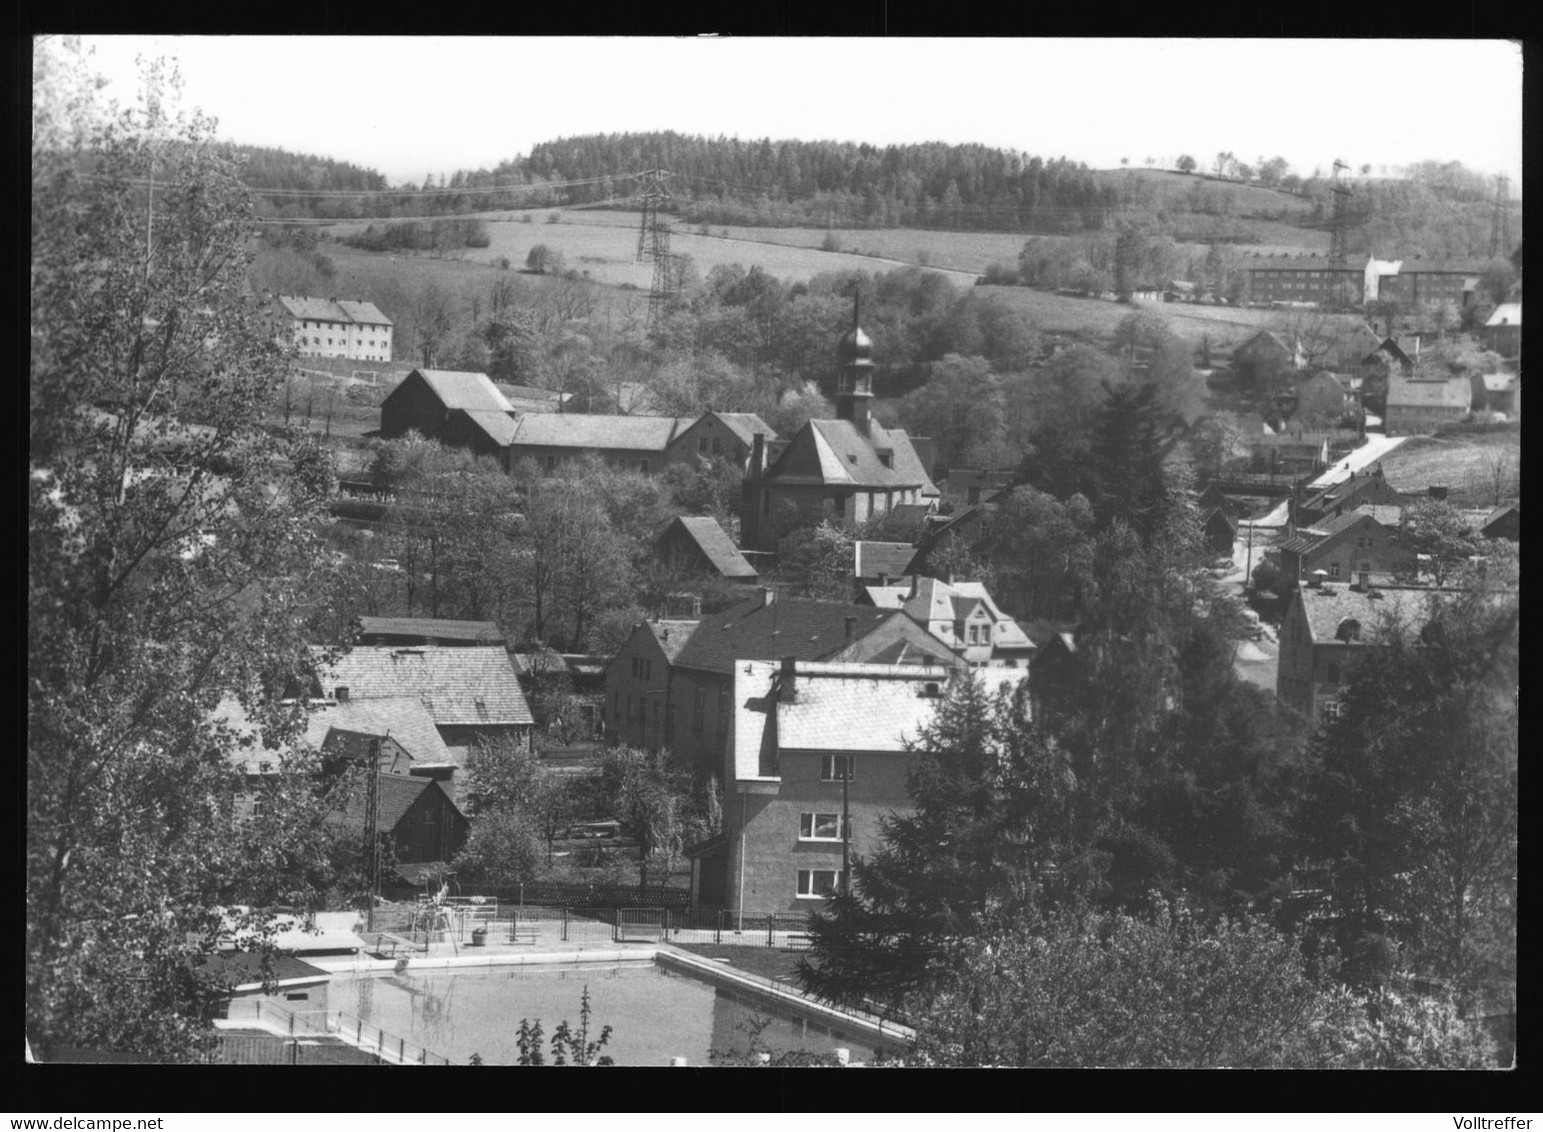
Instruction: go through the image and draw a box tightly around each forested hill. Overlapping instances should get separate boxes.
[224,144,389,219]
[485,132,1119,231]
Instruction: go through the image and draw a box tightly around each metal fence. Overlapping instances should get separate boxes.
[222,998,453,1065]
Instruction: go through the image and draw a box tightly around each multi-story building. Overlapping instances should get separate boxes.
[1384,375,1473,435]
[706,660,1030,915]
[1277,582,1444,724]
[276,295,394,361]
[741,304,937,551]
[604,591,960,776]
[1277,510,1414,590]
[859,575,1036,669]
[664,411,781,473]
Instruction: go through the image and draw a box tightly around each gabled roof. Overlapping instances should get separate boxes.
[1481,373,1517,393]
[509,413,693,452]
[1486,303,1521,327]
[1386,375,1472,410]
[333,299,392,326]
[1203,506,1239,533]
[456,409,521,447]
[1293,585,1444,643]
[1277,510,1384,554]
[762,419,938,494]
[303,697,451,765]
[704,411,779,447]
[672,595,912,675]
[407,370,515,414]
[326,773,465,833]
[854,541,916,582]
[314,646,534,727]
[645,619,702,663]
[661,516,758,579]
[356,617,505,645]
[1356,504,1404,527]
[865,577,1035,651]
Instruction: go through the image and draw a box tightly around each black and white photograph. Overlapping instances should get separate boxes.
[27,33,1520,1088]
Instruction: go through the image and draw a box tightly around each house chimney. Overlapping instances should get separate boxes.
[845,616,856,641]
[1428,484,1448,501]
[335,686,350,703]
[780,656,798,701]
[877,572,889,588]
[908,574,919,600]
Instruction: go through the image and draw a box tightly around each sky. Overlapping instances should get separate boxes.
[67,37,1524,192]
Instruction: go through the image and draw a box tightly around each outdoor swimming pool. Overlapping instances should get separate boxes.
[327,960,887,1066]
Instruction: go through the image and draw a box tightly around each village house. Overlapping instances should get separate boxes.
[859,575,1037,669]
[1276,582,1459,724]
[1296,466,1407,526]
[1480,373,1519,418]
[1479,503,1520,543]
[604,591,959,776]
[702,660,1030,915]
[740,303,938,551]
[1202,507,1239,557]
[852,540,917,590]
[503,413,693,476]
[495,383,572,415]
[354,616,505,648]
[1276,510,1414,590]
[664,411,781,473]
[1483,303,1521,360]
[379,369,519,458]
[1291,371,1357,426]
[1384,374,1472,435]
[1231,330,1303,381]
[275,295,394,362]
[654,515,760,586]
[312,645,535,765]
[325,772,470,866]
[509,648,608,745]
[939,467,1015,510]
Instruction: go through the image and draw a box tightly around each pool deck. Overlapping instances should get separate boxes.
[302,935,913,1049]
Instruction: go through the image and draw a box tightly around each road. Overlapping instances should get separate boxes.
[1238,434,1410,530]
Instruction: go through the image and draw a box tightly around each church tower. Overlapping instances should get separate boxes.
[834,294,875,434]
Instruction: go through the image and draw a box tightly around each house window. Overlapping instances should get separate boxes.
[716,686,729,738]
[797,870,845,899]
[821,755,854,782]
[712,437,722,455]
[1329,562,1341,578]
[799,812,847,841]
[693,687,706,732]
[699,437,709,453]
[639,460,650,475]
[645,659,652,681]
[424,810,436,827]
[1321,701,1344,721]
[251,799,266,817]
[1325,662,1341,685]
[833,495,846,518]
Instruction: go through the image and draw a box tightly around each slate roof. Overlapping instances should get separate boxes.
[1387,375,1472,410]
[277,295,391,325]
[763,419,939,494]
[509,413,693,452]
[409,370,516,414]
[313,646,534,726]
[708,412,779,447]
[865,577,1036,652]
[333,299,392,326]
[1486,303,1521,327]
[326,773,464,832]
[356,617,506,645]
[1294,585,1444,643]
[457,409,521,447]
[672,595,907,675]
[303,697,451,765]
[854,541,916,582]
[645,619,702,663]
[1203,507,1239,533]
[1482,503,1519,530]
[1277,510,1382,555]
[1481,373,1517,394]
[663,516,759,579]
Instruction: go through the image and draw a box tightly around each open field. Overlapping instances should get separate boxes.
[972,284,1370,347]
[322,211,981,290]
[1372,425,1521,507]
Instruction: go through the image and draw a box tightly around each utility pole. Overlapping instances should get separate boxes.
[365,741,381,933]
[1328,159,1353,310]
[840,760,851,896]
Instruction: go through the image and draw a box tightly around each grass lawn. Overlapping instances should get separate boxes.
[1373,426,1521,507]
[669,943,808,984]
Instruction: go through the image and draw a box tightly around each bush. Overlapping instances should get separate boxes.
[1250,553,1282,594]
[982,261,1020,286]
[547,212,562,224]
[820,231,840,252]
[520,213,533,223]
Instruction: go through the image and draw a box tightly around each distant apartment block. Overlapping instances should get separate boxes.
[277,295,394,361]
